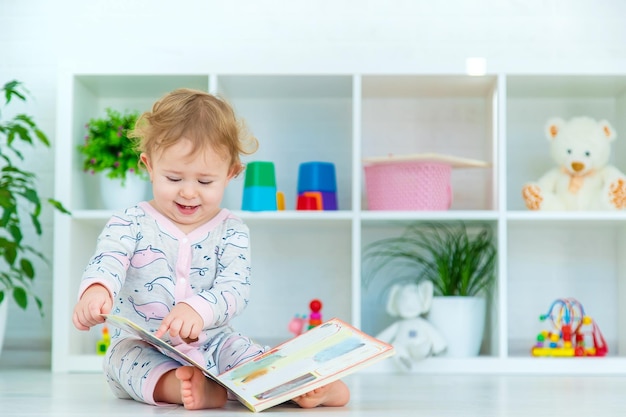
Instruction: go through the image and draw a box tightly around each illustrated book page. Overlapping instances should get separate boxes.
[103,315,395,412]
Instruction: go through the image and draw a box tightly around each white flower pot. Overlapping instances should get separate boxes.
[99,174,149,210]
[427,296,486,357]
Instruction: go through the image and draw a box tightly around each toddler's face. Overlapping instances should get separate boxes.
[141,138,234,233]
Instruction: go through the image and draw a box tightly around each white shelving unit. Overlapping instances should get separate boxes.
[52,69,626,374]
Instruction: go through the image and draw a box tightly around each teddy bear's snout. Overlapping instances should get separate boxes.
[571,161,586,172]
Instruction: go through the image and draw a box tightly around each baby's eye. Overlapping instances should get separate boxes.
[166,177,181,182]
[198,180,213,185]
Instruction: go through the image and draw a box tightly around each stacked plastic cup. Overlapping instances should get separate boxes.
[297,162,338,210]
[242,161,277,211]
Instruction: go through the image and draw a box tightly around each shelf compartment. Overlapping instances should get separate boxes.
[506,75,626,210]
[217,75,353,212]
[230,218,353,346]
[52,215,108,371]
[506,220,626,357]
[61,74,211,211]
[360,219,500,357]
[360,75,498,211]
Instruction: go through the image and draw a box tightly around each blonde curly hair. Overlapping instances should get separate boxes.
[129,88,258,177]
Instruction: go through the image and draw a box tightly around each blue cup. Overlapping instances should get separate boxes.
[297,162,337,193]
[242,186,277,211]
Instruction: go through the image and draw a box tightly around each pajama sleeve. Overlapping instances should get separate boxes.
[77,212,139,300]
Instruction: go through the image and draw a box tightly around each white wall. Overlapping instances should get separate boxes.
[1,0,625,368]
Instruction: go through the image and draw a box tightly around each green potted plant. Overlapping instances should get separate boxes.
[362,221,497,357]
[77,108,148,209]
[0,80,70,315]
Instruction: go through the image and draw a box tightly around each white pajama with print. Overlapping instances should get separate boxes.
[78,202,264,405]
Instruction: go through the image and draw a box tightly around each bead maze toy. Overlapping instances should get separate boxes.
[531,297,607,357]
[288,299,324,336]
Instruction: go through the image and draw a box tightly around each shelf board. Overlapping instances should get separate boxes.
[74,74,209,98]
[218,75,353,99]
[71,209,356,223]
[361,210,498,222]
[507,211,626,224]
[233,210,354,221]
[507,75,626,98]
[362,75,497,98]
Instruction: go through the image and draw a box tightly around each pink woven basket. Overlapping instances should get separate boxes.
[364,161,452,210]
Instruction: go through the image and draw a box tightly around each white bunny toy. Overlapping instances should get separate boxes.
[376,280,446,371]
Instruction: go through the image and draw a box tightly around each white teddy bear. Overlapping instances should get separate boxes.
[376,280,446,371]
[522,116,626,210]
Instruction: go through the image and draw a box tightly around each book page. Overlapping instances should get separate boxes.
[220,318,394,411]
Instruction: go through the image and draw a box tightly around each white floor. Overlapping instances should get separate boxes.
[1,369,626,416]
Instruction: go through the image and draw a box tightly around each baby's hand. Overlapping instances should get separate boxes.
[72,284,112,331]
[155,303,203,342]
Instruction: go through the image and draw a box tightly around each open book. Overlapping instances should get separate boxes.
[103,314,395,412]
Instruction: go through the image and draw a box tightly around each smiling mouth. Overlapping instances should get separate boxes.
[177,203,198,210]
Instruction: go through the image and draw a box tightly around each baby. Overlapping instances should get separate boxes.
[72,88,349,410]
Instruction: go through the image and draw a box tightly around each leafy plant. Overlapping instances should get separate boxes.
[77,108,144,183]
[362,222,497,297]
[0,80,70,314]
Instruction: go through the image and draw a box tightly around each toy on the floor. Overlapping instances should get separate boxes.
[96,325,110,355]
[288,299,324,336]
[522,116,626,211]
[531,297,607,357]
[307,299,323,329]
[376,281,446,371]
[287,314,307,336]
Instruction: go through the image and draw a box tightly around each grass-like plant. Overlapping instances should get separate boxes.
[0,80,70,314]
[77,108,144,184]
[362,222,497,297]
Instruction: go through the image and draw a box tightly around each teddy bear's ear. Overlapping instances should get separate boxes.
[598,119,617,142]
[545,118,565,140]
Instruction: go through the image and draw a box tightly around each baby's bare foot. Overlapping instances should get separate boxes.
[175,366,227,410]
[292,380,350,408]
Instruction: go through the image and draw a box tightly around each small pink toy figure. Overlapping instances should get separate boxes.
[308,299,323,330]
[288,314,307,336]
